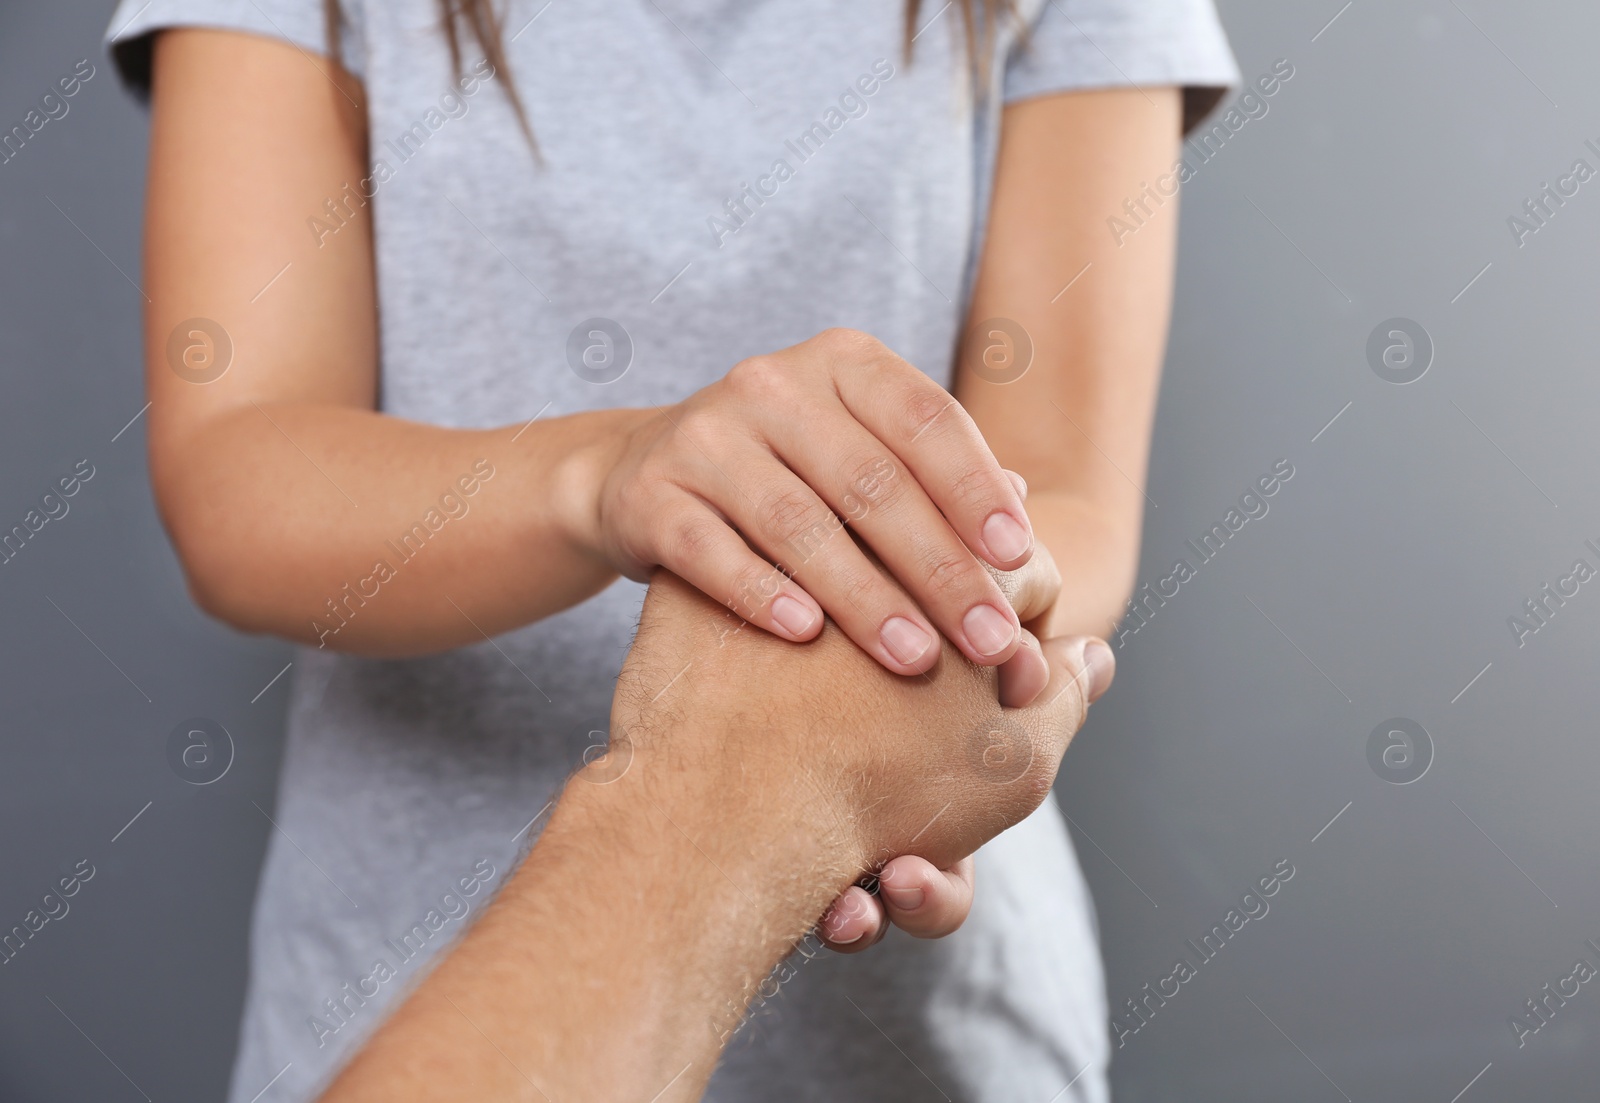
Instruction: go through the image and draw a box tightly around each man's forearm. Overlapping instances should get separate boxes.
[319,579,870,1102]
[319,568,1098,1102]
[320,752,852,1102]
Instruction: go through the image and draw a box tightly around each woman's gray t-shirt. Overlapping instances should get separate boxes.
[107,2,1236,1099]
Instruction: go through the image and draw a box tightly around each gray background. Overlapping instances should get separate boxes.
[1,1,1596,1100]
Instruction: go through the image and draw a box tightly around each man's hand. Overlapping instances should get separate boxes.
[613,567,1110,885]
[809,536,1084,951]
[320,570,1111,1102]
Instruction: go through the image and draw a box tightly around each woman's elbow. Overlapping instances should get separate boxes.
[167,522,265,632]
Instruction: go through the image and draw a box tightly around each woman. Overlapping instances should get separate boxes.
[107,1,1235,1099]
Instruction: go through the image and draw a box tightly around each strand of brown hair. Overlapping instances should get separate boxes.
[324,0,1016,157]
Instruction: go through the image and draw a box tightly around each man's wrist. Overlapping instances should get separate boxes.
[579,701,864,918]
[505,750,855,1056]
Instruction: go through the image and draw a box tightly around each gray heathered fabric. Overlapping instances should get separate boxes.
[106,2,1236,1099]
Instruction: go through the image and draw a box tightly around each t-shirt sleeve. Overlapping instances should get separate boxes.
[1003,0,1240,135]
[104,0,365,101]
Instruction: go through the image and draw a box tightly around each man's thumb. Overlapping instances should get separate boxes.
[1031,635,1115,734]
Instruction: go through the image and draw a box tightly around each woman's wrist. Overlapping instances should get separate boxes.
[544,406,660,571]
[1022,487,1143,639]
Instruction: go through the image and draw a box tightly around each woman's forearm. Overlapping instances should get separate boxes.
[142,31,645,657]
[1023,490,1142,641]
[142,32,1042,670]
[959,88,1186,641]
[158,401,643,656]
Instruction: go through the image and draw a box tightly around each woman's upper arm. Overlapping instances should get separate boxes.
[143,27,377,465]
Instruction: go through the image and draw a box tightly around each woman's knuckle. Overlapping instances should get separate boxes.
[838,567,881,612]
[920,550,980,601]
[816,327,879,357]
[667,514,720,563]
[944,463,998,511]
[669,405,723,454]
[729,561,782,615]
[759,488,822,543]
[900,385,957,442]
[726,354,787,400]
[845,454,901,511]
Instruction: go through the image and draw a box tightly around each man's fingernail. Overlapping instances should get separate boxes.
[881,883,925,911]
[770,594,816,637]
[982,510,1031,562]
[881,617,934,666]
[963,603,1018,659]
[1082,639,1116,702]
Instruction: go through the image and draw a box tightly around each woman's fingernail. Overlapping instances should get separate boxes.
[963,603,1018,658]
[1004,469,1028,500]
[982,510,1031,562]
[881,617,934,666]
[822,912,864,944]
[770,594,816,637]
[1082,639,1116,702]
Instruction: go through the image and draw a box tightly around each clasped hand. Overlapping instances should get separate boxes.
[576,327,1115,954]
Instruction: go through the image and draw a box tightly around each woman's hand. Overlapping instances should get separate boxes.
[563,328,1039,676]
